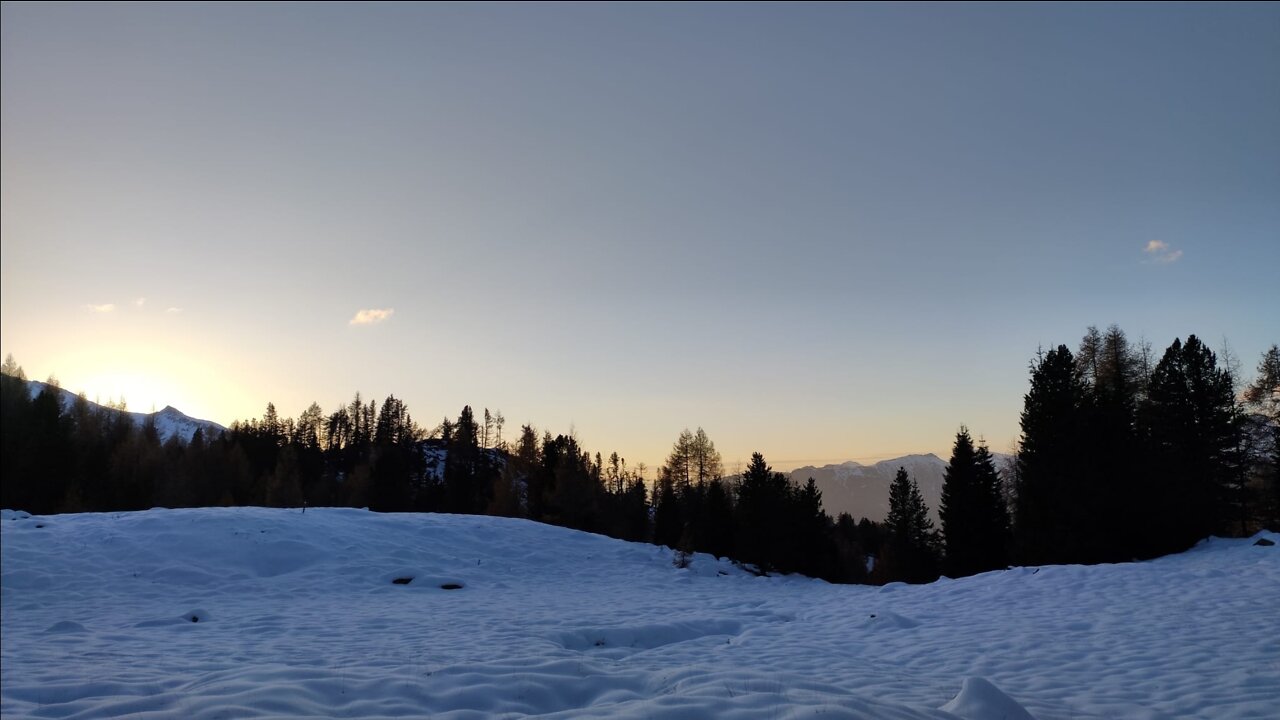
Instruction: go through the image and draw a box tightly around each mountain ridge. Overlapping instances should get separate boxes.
[786,451,1013,523]
[24,379,226,444]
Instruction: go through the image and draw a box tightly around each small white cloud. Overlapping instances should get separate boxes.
[86,303,116,313]
[350,308,394,325]
[1143,240,1182,264]
[166,307,183,314]
[134,297,146,308]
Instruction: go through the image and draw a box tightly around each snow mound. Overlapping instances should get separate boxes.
[940,676,1035,720]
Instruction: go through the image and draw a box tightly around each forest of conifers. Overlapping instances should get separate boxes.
[2,326,1277,585]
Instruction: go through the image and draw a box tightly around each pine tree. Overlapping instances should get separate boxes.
[652,473,683,549]
[1142,336,1243,552]
[1013,345,1085,563]
[444,405,488,514]
[701,478,735,559]
[1087,325,1147,560]
[886,467,935,549]
[882,467,939,583]
[734,452,793,573]
[939,427,1011,576]
[973,443,1011,568]
[940,427,978,576]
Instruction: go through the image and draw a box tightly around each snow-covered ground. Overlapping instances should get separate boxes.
[2,508,1276,719]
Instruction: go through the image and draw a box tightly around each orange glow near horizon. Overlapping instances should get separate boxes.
[28,343,258,426]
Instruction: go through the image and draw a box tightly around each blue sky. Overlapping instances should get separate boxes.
[2,3,1277,472]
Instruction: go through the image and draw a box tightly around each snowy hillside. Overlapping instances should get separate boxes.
[24,379,225,444]
[2,508,1276,719]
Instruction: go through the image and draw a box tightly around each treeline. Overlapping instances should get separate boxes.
[1013,329,1279,564]
[0,328,1276,585]
[873,329,1280,584]
[0,368,868,581]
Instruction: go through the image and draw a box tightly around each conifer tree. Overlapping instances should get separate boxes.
[1079,326,1146,561]
[1142,336,1242,552]
[973,443,1011,568]
[940,427,978,575]
[692,428,723,483]
[652,473,683,549]
[734,452,793,573]
[444,405,488,514]
[1015,343,1100,564]
[882,467,939,583]
[886,467,935,550]
[664,429,697,490]
[940,427,1011,576]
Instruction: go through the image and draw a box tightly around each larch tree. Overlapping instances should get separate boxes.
[1243,345,1280,527]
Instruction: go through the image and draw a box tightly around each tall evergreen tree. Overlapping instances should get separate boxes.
[940,427,978,575]
[973,443,1011,568]
[881,467,939,583]
[939,427,1010,577]
[652,473,683,549]
[887,468,932,546]
[1074,326,1146,561]
[1013,345,1085,563]
[444,405,488,514]
[734,452,794,573]
[1142,336,1242,553]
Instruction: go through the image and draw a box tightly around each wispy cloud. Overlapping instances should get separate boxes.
[166,307,183,314]
[133,297,146,308]
[350,308,395,326]
[86,303,116,313]
[1143,240,1183,264]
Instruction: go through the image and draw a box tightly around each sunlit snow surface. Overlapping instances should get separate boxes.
[2,508,1276,719]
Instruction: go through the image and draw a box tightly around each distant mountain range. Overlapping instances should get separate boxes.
[786,452,1013,524]
[24,380,226,444]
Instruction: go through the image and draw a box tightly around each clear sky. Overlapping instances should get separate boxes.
[3,2,1278,473]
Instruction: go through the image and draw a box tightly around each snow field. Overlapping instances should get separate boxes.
[2,507,1277,719]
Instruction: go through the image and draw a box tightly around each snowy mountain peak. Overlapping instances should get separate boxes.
[873,453,944,469]
[21,380,224,444]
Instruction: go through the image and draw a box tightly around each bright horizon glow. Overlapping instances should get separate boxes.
[3,3,1278,474]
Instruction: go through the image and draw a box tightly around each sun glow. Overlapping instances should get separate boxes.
[70,370,177,414]
[33,341,256,426]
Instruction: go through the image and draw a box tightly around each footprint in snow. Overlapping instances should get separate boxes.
[135,609,211,627]
[862,611,920,629]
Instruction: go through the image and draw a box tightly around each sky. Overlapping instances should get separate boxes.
[2,2,1278,474]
